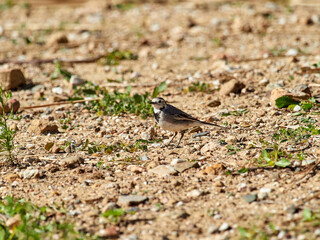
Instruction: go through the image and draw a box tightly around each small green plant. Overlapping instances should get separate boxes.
[273,124,320,144]
[85,139,158,155]
[70,81,167,119]
[59,117,72,130]
[0,0,13,10]
[255,123,320,168]
[115,3,135,11]
[269,46,287,57]
[312,61,320,68]
[211,37,222,47]
[50,61,73,81]
[221,109,248,116]
[226,145,240,155]
[238,224,276,240]
[187,82,213,93]
[0,195,91,239]
[302,208,320,222]
[276,96,319,112]
[101,208,135,224]
[0,88,17,162]
[105,50,138,66]
[101,208,126,223]
[255,141,292,168]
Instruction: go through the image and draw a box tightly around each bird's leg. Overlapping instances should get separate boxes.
[164,132,177,147]
[175,130,186,148]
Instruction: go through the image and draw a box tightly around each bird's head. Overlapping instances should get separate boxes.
[151,97,167,110]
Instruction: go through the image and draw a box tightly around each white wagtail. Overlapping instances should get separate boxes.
[151,97,223,147]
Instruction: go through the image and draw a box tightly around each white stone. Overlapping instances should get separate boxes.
[302,159,315,166]
[286,49,298,56]
[259,187,272,194]
[52,87,63,94]
[170,158,185,166]
[259,78,269,85]
[187,189,203,198]
[293,105,301,112]
[219,222,230,231]
[22,169,39,179]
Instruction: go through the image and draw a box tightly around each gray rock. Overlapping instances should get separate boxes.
[149,165,177,177]
[22,169,39,179]
[266,82,284,91]
[192,131,210,138]
[70,75,85,87]
[173,161,199,173]
[286,205,298,214]
[118,195,148,206]
[242,194,257,203]
[140,155,148,161]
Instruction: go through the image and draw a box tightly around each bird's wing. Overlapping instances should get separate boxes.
[165,104,200,122]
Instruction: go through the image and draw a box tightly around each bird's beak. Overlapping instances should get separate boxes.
[150,102,155,105]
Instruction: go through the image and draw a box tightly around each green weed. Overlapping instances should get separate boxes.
[0,88,17,163]
[188,82,213,93]
[255,124,320,168]
[105,50,138,66]
[238,223,277,240]
[50,61,73,81]
[226,145,241,155]
[70,81,166,119]
[269,46,287,57]
[221,109,248,116]
[0,195,93,240]
[85,139,157,155]
[115,3,135,11]
[101,208,135,224]
[0,0,13,10]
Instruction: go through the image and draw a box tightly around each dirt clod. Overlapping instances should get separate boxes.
[219,80,245,96]
[27,119,59,134]
[0,69,26,90]
[60,156,84,168]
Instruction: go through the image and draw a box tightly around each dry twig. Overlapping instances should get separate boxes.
[20,98,103,110]
[0,55,106,65]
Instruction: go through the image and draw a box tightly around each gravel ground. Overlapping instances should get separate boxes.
[1,0,320,239]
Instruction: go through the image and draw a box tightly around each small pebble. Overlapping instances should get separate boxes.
[219,222,230,232]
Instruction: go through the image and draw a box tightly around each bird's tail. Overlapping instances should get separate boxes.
[200,121,225,128]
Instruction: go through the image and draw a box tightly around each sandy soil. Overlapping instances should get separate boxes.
[1,0,320,239]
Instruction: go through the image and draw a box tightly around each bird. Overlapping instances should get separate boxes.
[150,97,223,147]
